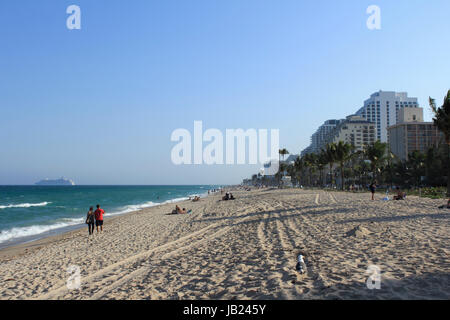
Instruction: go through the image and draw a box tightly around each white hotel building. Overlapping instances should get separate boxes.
[355,91,419,143]
[310,119,343,153]
[301,119,343,156]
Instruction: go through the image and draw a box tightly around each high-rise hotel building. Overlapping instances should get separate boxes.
[355,91,419,143]
[301,119,343,156]
[310,119,344,153]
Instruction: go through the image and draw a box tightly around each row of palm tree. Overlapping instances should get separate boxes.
[248,90,450,196]
[274,139,446,192]
[284,140,388,191]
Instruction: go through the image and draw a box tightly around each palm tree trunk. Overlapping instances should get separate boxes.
[278,153,281,186]
[341,162,344,191]
[329,164,333,187]
[447,143,450,197]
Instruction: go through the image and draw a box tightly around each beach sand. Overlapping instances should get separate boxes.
[0,188,448,300]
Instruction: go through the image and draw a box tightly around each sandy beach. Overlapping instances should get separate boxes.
[0,188,448,300]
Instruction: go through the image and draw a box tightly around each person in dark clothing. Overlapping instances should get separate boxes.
[369,182,377,201]
[85,206,95,235]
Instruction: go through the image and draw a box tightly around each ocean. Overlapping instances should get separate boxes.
[0,185,221,248]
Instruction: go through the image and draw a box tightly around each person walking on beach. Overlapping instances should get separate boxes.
[94,204,105,233]
[369,181,377,201]
[85,207,95,235]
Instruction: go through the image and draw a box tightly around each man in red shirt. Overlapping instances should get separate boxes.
[94,204,105,233]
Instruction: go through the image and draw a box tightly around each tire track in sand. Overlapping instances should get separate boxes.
[87,223,236,300]
[38,204,257,300]
[315,194,320,205]
[328,192,337,204]
[256,200,295,300]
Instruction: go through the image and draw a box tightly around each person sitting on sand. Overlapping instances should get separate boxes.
[171,205,191,214]
[229,193,235,200]
[85,207,95,236]
[393,187,405,200]
[192,196,200,202]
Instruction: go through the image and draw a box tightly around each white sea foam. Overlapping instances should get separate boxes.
[0,202,51,210]
[110,196,190,215]
[110,201,159,215]
[0,192,211,244]
[162,197,190,204]
[0,217,84,243]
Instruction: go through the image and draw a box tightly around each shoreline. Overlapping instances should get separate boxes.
[0,190,221,260]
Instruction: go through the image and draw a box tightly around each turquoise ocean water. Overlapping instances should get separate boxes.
[0,185,221,248]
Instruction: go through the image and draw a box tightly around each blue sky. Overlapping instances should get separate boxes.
[0,0,449,185]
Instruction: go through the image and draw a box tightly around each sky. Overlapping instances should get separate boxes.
[0,0,449,185]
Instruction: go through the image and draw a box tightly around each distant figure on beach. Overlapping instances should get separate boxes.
[171,205,191,214]
[222,192,236,201]
[192,196,200,202]
[85,206,95,235]
[94,204,105,233]
[393,187,406,200]
[369,182,377,200]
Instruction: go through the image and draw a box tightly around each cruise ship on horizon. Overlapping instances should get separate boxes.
[35,177,76,186]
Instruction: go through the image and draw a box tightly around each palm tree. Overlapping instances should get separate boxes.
[407,151,426,188]
[333,141,353,190]
[317,151,328,187]
[364,141,388,182]
[429,90,450,196]
[347,149,364,187]
[324,143,337,187]
[294,156,304,186]
[279,148,289,162]
[384,151,397,189]
[304,153,318,186]
[277,148,289,186]
[251,174,258,186]
[286,164,297,185]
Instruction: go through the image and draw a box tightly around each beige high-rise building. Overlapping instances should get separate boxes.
[325,115,376,151]
[388,107,443,160]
